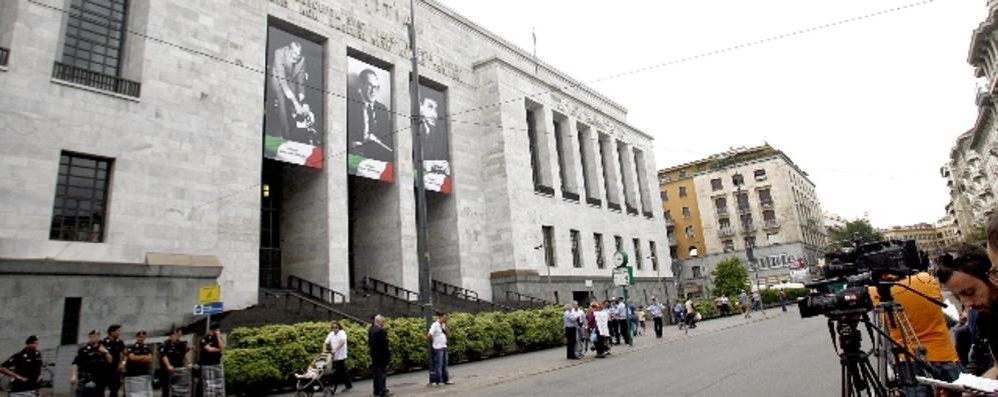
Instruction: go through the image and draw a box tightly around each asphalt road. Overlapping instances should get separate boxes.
[281,308,849,397]
[471,309,840,397]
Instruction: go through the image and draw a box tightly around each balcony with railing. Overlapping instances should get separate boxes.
[664,215,675,226]
[668,235,677,245]
[737,205,752,215]
[763,219,781,230]
[741,223,757,233]
[760,200,774,209]
[52,62,141,97]
[0,47,9,67]
[717,227,735,238]
[716,207,729,217]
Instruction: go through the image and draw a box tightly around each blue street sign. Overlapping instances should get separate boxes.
[193,301,223,316]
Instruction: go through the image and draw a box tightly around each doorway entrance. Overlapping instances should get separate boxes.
[260,160,283,288]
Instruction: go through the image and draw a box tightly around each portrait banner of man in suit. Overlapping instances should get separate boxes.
[347,56,394,183]
[418,84,451,193]
[263,25,325,169]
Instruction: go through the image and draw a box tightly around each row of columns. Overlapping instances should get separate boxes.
[528,104,655,216]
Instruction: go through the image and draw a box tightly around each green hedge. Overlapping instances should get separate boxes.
[223,306,563,394]
[760,288,809,305]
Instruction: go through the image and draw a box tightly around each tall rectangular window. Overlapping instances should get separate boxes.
[571,229,582,268]
[527,109,543,190]
[51,152,113,242]
[578,125,595,201]
[649,241,658,271]
[614,235,623,252]
[633,148,653,216]
[543,226,556,267]
[633,238,642,270]
[61,297,83,345]
[62,0,129,76]
[553,119,569,193]
[617,141,636,212]
[679,186,687,198]
[711,178,723,191]
[599,133,620,207]
[594,233,605,269]
[732,174,744,186]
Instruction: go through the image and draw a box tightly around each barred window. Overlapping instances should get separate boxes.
[62,0,128,76]
[50,152,113,242]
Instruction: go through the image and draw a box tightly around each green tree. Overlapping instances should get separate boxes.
[711,257,750,297]
[827,218,883,249]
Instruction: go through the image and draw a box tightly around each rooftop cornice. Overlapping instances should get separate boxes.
[473,57,653,141]
[968,7,998,67]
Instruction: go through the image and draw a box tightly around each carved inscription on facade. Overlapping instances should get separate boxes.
[268,0,465,82]
[549,94,620,139]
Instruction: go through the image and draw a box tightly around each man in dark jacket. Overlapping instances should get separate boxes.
[368,315,391,397]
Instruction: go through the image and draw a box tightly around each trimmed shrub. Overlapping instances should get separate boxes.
[694,300,717,317]
[224,306,568,392]
[224,348,282,394]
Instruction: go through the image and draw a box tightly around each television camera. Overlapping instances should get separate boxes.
[798,238,939,397]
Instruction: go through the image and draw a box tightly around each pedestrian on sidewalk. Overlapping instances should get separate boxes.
[563,304,579,360]
[72,330,111,397]
[648,298,664,338]
[673,301,685,327]
[101,324,126,397]
[199,322,226,397]
[617,299,629,344]
[593,303,610,358]
[604,299,618,345]
[684,297,697,329]
[322,321,352,393]
[158,328,192,397]
[752,290,766,314]
[636,305,646,336]
[571,302,585,358]
[368,315,391,397]
[739,291,751,319]
[123,330,153,397]
[719,296,731,317]
[427,312,453,386]
[779,290,788,312]
[1,335,43,397]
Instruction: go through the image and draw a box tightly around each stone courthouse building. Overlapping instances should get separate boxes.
[0,0,671,350]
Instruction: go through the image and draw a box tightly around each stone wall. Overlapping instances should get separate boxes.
[0,257,221,354]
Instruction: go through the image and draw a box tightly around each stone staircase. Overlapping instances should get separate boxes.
[430,280,515,313]
[495,290,552,310]
[196,276,545,331]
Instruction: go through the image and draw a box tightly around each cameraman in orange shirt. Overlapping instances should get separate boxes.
[868,272,962,397]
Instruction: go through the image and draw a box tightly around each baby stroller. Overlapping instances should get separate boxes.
[295,355,335,397]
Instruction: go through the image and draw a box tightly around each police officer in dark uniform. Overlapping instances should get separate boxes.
[0,335,44,397]
[124,330,153,397]
[72,330,112,397]
[102,324,127,397]
[158,328,191,397]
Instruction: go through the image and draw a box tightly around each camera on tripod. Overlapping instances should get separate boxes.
[799,239,925,318]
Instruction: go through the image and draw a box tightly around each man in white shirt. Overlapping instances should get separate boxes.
[322,321,351,392]
[427,312,452,386]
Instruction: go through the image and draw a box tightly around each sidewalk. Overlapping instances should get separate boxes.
[274,308,792,397]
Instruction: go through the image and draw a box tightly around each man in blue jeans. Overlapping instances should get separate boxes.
[427,312,453,386]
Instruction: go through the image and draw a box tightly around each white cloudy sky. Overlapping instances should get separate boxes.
[437,0,987,229]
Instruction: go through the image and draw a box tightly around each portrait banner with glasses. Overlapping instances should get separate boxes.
[418,84,450,193]
[263,25,325,168]
[347,56,394,183]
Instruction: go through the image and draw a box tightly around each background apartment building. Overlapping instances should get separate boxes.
[942,2,998,237]
[660,145,825,298]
